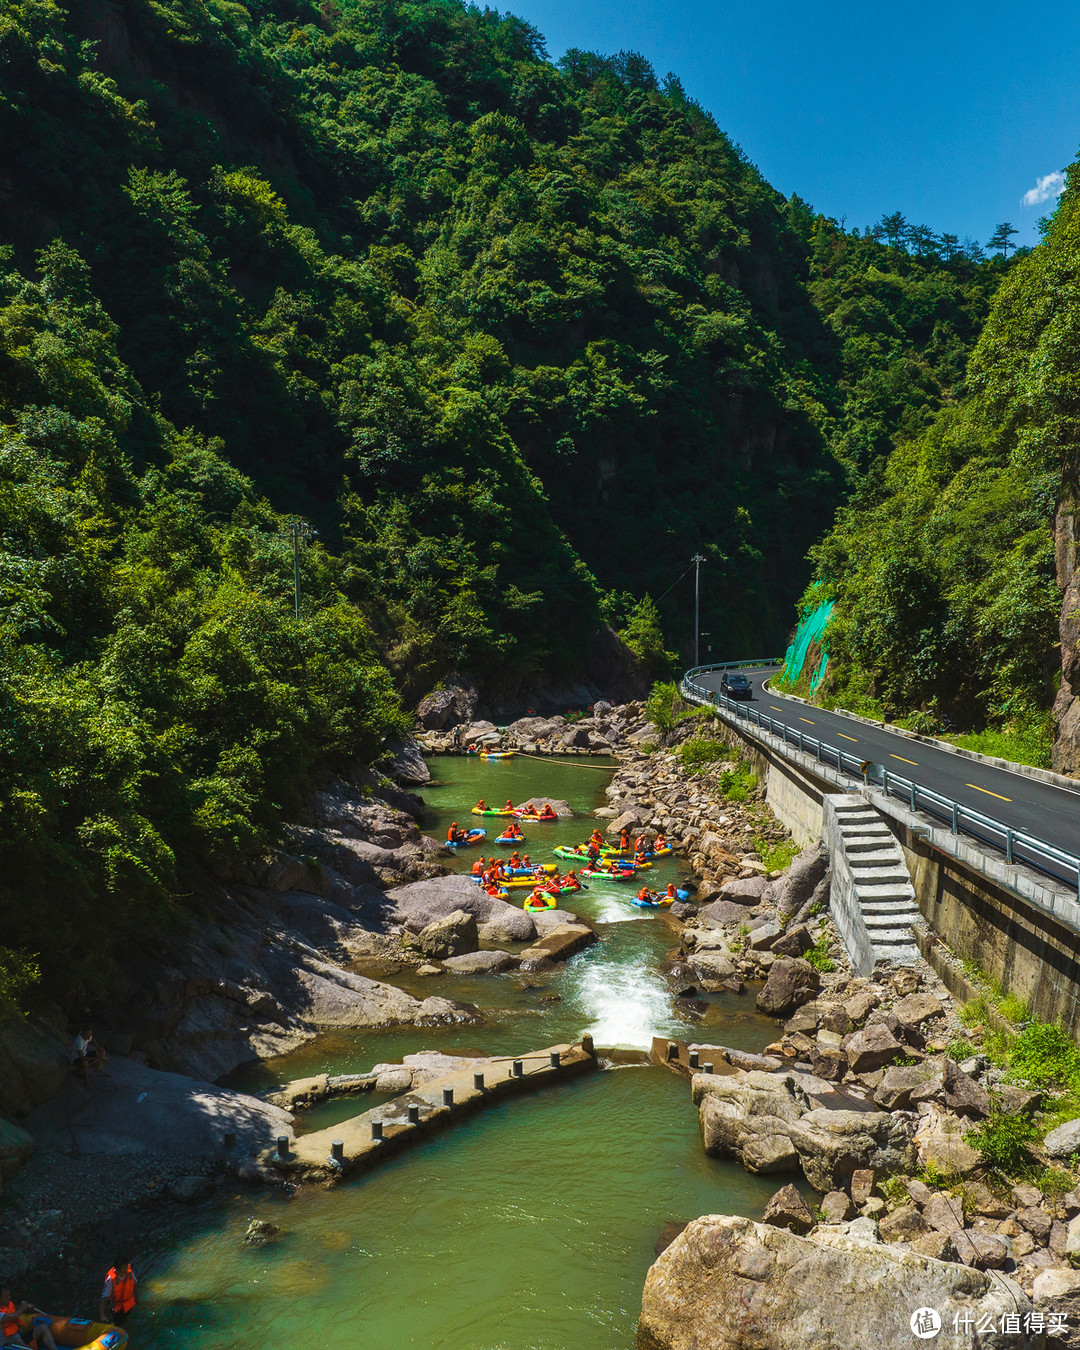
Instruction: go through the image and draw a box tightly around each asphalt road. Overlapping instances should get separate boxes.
[692,665,1080,887]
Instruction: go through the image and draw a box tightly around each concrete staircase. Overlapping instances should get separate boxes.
[824,794,920,974]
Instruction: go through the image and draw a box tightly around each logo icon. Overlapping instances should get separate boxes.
[910,1307,941,1339]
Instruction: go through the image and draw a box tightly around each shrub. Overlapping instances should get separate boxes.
[645,681,681,733]
[1009,1020,1080,1089]
[677,736,728,774]
[964,1112,1037,1175]
[805,936,835,972]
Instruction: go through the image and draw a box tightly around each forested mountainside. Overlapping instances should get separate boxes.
[792,164,1080,772]
[0,0,1003,996]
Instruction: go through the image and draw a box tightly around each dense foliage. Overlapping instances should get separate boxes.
[794,176,1076,739]
[0,0,1007,995]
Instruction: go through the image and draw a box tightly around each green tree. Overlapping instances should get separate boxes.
[621,596,677,676]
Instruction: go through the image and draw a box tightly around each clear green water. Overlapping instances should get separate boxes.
[118,755,782,1349]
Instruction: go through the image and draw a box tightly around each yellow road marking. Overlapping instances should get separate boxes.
[837,733,858,742]
[798,717,815,725]
[889,753,919,766]
[966,783,1012,802]
[770,705,783,711]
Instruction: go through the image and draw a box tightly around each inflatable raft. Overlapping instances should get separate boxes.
[512,808,559,820]
[523,893,556,911]
[479,750,514,760]
[447,828,486,848]
[17,1316,127,1350]
[494,832,526,845]
[630,895,674,909]
[471,807,515,817]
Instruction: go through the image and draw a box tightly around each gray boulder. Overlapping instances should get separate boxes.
[841,1023,904,1073]
[441,950,520,974]
[771,924,813,958]
[720,876,768,903]
[694,1071,807,1175]
[696,900,757,926]
[416,910,479,960]
[772,840,829,917]
[787,1108,918,1193]
[1044,1117,1080,1160]
[382,734,431,785]
[762,1183,816,1234]
[416,690,457,730]
[387,876,535,940]
[170,1174,214,1203]
[638,1215,1038,1350]
[756,958,820,1018]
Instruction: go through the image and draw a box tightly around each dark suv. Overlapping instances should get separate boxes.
[721,672,753,700]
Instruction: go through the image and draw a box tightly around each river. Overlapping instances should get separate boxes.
[123,754,782,1349]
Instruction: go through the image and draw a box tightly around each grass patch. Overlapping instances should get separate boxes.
[677,736,730,775]
[805,935,835,973]
[718,761,757,802]
[753,836,800,872]
[943,723,1052,771]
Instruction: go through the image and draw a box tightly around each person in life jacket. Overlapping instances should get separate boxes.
[665,882,677,898]
[655,831,667,851]
[471,856,485,876]
[0,1290,56,1350]
[634,849,648,866]
[504,799,514,812]
[634,833,648,854]
[618,827,631,852]
[637,886,652,903]
[539,803,557,820]
[589,828,603,847]
[474,799,486,813]
[447,821,465,844]
[99,1260,137,1324]
[509,851,522,869]
[564,869,580,890]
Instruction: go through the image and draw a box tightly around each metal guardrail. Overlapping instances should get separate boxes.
[681,663,1080,905]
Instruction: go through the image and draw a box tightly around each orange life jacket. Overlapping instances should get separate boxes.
[666,884,676,896]
[2,1301,20,1336]
[471,860,483,875]
[107,1266,136,1314]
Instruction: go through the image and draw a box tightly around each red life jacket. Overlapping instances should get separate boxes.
[107,1266,136,1314]
[2,1301,20,1336]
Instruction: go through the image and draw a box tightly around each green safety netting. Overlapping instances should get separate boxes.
[780,599,833,690]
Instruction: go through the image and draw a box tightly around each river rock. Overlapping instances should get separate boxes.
[942,1057,990,1118]
[387,877,535,940]
[0,1018,71,1119]
[720,876,768,903]
[245,1219,283,1245]
[416,690,456,730]
[747,922,782,951]
[1033,1265,1080,1317]
[762,1183,816,1234]
[696,900,756,926]
[787,1109,918,1193]
[694,1071,807,1174]
[878,1205,929,1243]
[820,1190,855,1223]
[518,924,596,967]
[756,958,820,1017]
[914,1108,981,1176]
[840,1023,903,1073]
[771,924,813,958]
[893,992,944,1030]
[874,1062,940,1110]
[689,949,737,982]
[924,1191,965,1235]
[772,841,829,915]
[416,910,479,960]
[441,950,520,974]
[1044,1118,1080,1160]
[637,1214,1037,1350]
[382,734,431,785]
[0,1118,33,1182]
[170,1174,214,1203]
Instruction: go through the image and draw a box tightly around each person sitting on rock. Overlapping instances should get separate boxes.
[72,1026,107,1087]
[99,1259,137,1325]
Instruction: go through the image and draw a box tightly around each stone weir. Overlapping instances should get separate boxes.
[266,1038,598,1182]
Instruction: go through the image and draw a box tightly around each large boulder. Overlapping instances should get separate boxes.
[415,910,479,960]
[787,1109,918,1193]
[0,1017,70,1118]
[696,900,758,926]
[841,1023,904,1074]
[914,1108,982,1177]
[416,689,457,730]
[719,876,768,904]
[772,840,829,917]
[638,1216,1038,1350]
[386,876,536,940]
[382,734,431,785]
[1044,1118,1080,1160]
[440,950,519,975]
[694,1071,807,1175]
[756,958,820,1018]
[762,1183,816,1234]
[874,1062,941,1110]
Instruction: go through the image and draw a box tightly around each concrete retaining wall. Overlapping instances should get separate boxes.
[689,704,1080,1033]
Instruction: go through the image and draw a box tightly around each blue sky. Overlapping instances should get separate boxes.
[507,0,1079,249]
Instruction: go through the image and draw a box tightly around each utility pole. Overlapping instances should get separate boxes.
[692,553,705,667]
[288,518,315,620]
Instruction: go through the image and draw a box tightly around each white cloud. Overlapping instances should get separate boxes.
[1022,171,1066,208]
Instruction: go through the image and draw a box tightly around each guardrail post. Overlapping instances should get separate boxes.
[883,768,889,796]
[909,780,916,810]
[951,801,959,835]
[797,730,804,754]
[1006,829,1014,865]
